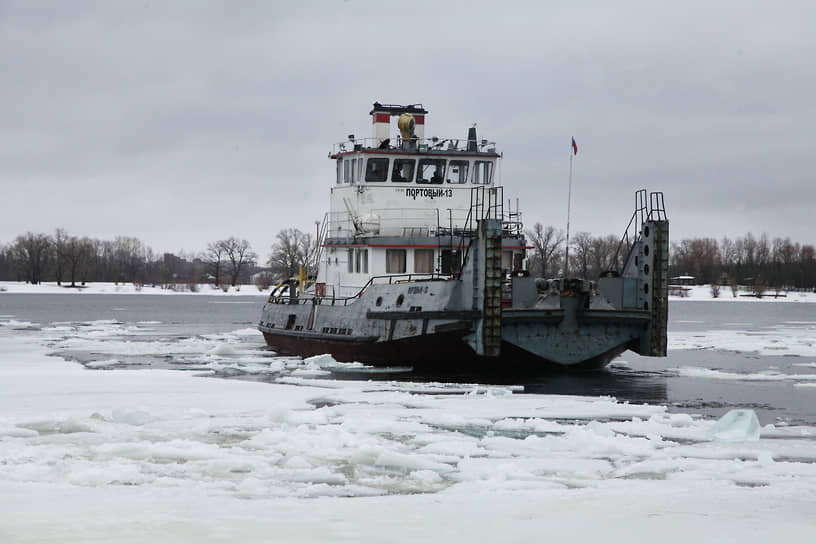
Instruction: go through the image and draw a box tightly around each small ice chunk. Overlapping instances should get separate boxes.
[111,407,155,426]
[707,409,761,442]
[303,354,337,367]
[757,451,775,466]
[0,426,39,438]
[208,343,238,356]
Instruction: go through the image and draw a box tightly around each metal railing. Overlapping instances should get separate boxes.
[326,208,472,239]
[331,136,498,155]
[610,190,669,273]
[268,273,449,306]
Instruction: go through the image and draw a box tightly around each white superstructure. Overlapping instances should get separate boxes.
[316,103,526,297]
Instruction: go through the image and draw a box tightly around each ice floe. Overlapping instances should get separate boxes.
[2,310,816,541]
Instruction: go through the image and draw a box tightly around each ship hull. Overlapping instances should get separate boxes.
[260,327,628,372]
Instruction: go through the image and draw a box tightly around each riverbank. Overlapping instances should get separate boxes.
[0,281,266,296]
[668,285,816,303]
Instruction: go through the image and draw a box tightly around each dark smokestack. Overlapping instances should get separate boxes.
[467,126,478,152]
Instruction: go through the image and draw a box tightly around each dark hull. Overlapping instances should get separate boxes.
[260,329,627,372]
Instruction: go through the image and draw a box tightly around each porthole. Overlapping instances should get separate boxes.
[644,283,649,294]
[396,294,404,307]
[644,264,650,275]
[644,245,650,257]
[644,225,650,238]
[375,296,383,307]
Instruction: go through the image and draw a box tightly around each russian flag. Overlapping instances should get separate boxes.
[571,137,578,156]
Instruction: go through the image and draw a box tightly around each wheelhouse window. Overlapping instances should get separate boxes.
[343,159,351,183]
[355,248,368,274]
[414,249,434,274]
[391,158,415,182]
[365,157,389,182]
[347,249,354,272]
[386,249,406,274]
[447,160,469,184]
[357,157,363,182]
[336,159,342,184]
[473,160,493,184]
[417,158,445,184]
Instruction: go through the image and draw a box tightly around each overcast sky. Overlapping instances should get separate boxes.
[2,1,814,261]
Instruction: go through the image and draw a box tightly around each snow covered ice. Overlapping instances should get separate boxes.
[2,315,816,542]
[707,409,761,442]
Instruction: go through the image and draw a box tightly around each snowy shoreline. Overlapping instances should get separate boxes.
[668,284,816,303]
[0,280,267,296]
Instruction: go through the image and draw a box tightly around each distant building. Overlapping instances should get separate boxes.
[670,275,695,286]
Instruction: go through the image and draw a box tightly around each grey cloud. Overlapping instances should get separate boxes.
[1,0,815,259]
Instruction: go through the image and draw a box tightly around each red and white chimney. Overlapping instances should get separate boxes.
[371,110,390,145]
[370,103,429,145]
[413,113,425,141]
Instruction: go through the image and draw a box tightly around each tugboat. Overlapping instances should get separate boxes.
[258,102,669,370]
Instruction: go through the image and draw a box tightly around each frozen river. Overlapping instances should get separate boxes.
[1,293,815,542]
[3,293,815,424]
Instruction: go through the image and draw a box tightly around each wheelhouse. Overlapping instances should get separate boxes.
[317,103,527,297]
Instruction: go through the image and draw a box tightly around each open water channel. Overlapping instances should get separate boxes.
[2,293,815,425]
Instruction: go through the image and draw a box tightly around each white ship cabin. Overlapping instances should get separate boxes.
[315,102,528,298]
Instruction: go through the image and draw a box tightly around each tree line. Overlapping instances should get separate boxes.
[4,226,813,291]
[525,223,816,290]
[525,223,625,281]
[670,234,816,289]
[0,228,312,289]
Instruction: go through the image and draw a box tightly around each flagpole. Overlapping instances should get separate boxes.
[565,145,573,277]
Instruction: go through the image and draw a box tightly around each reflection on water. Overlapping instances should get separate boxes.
[522,369,668,405]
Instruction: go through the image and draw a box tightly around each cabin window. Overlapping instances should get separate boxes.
[343,159,351,183]
[414,249,434,274]
[336,159,343,184]
[514,252,523,271]
[447,160,469,184]
[355,248,368,273]
[417,159,445,184]
[441,249,461,275]
[347,249,354,273]
[473,161,493,184]
[365,158,389,182]
[391,158,415,182]
[357,157,363,181]
[386,249,406,274]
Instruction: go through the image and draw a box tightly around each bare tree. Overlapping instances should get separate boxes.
[570,232,593,279]
[53,228,68,285]
[112,236,146,283]
[590,234,621,277]
[220,237,257,286]
[10,232,52,284]
[267,228,313,280]
[62,236,91,287]
[205,241,226,286]
[525,223,564,278]
[670,237,719,284]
